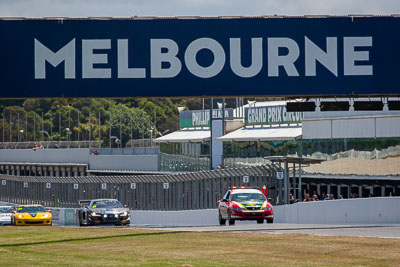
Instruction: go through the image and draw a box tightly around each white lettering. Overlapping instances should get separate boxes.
[82,39,111,79]
[268,38,300,77]
[305,36,338,77]
[117,39,146,78]
[344,37,373,76]
[150,39,182,78]
[34,38,75,79]
[230,38,262,77]
[185,38,225,78]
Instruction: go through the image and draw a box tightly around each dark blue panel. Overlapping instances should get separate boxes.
[0,17,399,98]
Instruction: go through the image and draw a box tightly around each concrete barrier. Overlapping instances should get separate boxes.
[30,197,400,226]
[131,209,218,226]
[51,208,77,226]
[274,197,400,224]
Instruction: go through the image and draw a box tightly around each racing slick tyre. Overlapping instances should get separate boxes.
[228,213,235,225]
[78,214,84,226]
[218,212,226,225]
[267,218,274,224]
[257,219,264,224]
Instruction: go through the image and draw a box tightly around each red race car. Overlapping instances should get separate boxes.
[218,187,274,225]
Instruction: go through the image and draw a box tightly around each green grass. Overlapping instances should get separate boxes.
[0,226,399,266]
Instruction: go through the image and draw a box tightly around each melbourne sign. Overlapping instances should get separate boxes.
[245,106,303,126]
[0,16,399,98]
[180,109,233,128]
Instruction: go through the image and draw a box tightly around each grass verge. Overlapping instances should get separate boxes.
[0,226,399,266]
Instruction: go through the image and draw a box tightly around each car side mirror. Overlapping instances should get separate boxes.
[222,198,228,202]
[124,205,128,208]
[47,210,52,213]
[267,198,273,202]
[11,210,15,214]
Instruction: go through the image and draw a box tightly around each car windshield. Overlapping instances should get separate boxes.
[0,207,15,213]
[91,200,123,209]
[231,192,265,201]
[17,206,46,213]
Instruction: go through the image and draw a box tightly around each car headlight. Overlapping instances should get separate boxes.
[121,211,128,216]
[115,214,119,218]
[104,214,108,218]
[18,214,24,218]
[233,207,244,211]
[41,214,50,218]
[263,206,272,211]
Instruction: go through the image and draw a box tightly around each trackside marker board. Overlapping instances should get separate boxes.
[0,16,399,98]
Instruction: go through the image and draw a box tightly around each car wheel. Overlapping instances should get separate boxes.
[228,213,235,226]
[267,218,274,224]
[257,219,264,224]
[218,212,226,225]
[78,212,86,226]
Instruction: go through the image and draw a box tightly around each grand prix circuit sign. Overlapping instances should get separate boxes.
[0,16,399,98]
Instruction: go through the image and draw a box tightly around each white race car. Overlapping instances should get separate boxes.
[0,206,16,226]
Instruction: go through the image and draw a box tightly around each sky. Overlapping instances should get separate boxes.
[0,0,399,17]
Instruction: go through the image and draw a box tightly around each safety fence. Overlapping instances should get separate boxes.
[160,153,210,172]
[0,165,280,210]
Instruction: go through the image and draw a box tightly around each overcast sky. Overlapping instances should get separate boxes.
[0,0,399,17]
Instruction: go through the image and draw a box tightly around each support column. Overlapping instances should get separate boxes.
[73,167,78,177]
[292,163,296,201]
[284,159,289,205]
[298,166,302,202]
[358,186,362,198]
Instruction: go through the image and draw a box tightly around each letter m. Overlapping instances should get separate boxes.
[34,38,76,79]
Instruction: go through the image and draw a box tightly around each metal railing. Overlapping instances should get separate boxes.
[0,141,103,149]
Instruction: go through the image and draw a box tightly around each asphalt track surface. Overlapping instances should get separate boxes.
[134,223,400,239]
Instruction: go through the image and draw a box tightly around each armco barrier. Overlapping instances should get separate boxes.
[274,197,400,224]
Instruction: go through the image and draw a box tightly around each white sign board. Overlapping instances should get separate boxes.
[163,183,169,190]
[242,176,249,183]
[101,183,107,190]
[277,172,284,179]
[23,182,28,188]
[130,183,136,190]
[1,180,6,186]
[73,184,79,190]
[46,183,51,189]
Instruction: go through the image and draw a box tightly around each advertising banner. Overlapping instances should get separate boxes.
[180,108,233,128]
[0,16,399,98]
[245,106,303,126]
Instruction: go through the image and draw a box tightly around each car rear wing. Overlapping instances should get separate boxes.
[78,200,92,207]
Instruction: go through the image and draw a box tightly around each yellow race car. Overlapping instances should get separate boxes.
[11,205,52,226]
